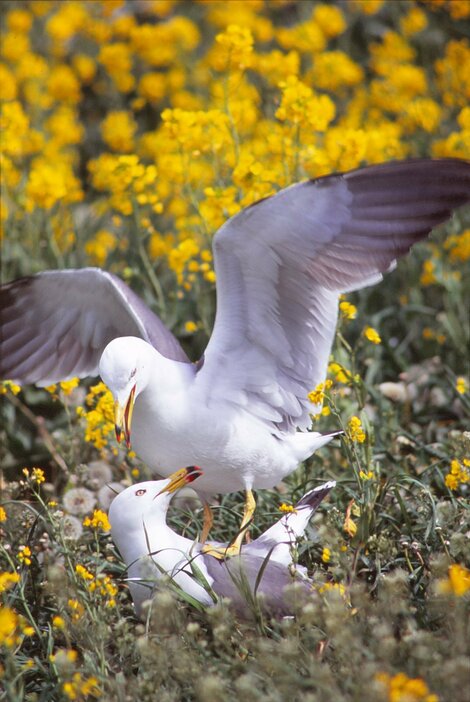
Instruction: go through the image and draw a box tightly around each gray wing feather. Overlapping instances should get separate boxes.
[0,267,189,385]
[196,158,470,431]
[203,553,312,617]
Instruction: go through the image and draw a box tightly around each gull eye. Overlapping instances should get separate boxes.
[135,488,147,497]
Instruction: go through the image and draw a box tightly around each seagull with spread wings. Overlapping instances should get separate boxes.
[2,158,470,557]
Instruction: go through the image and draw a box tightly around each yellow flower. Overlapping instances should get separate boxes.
[210,24,254,72]
[444,459,469,489]
[0,572,20,593]
[339,301,357,320]
[279,503,296,514]
[77,382,115,450]
[75,564,94,581]
[400,7,428,36]
[31,467,46,484]
[363,326,382,344]
[83,509,111,532]
[0,380,21,395]
[276,75,335,131]
[359,470,374,480]
[347,416,366,443]
[375,672,438,702]
[445,230,470,263]
[420,260,437,287]
[0,607,20,648]
[47,64,81,104]
[85,230,118,266]
[0,507,7,523]
[185,321,198,334]
[52,615,65,629]
[308,379,333,405]
[438,564,470,596]
[456,377,468,395]
[328,362,358,386]
[101,110,137,153]
[321,547,331,563]
[17,546,32,566]
[67,599,84,622]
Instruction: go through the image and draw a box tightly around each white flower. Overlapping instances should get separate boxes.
[85,460,113,489]
[61,515,83,541]
[63,487,96,515]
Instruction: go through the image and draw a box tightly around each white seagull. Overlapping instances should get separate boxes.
[2,159,470,556]
[108,466,336,618]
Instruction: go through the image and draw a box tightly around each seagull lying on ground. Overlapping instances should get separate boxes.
[2,158,470,556]
[108,466,336,618]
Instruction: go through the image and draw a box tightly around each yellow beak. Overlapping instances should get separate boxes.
[114,385,136,448]
[157,466,203,496]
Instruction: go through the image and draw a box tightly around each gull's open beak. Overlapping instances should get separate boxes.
[157,466,203,497]
[114,385,136,449]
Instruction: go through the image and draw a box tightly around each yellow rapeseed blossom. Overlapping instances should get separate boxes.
[75,564,94,581]
[63,673,101,700]
[0,380,21,395]
[400,7,428,36]
[339,301,357,320]
[17,546,32,566]
[308,379,333,405]
[210,24,254,72]
[444,459,469,490]
[359,470,374,480]
[321,547,331,563]
[67,599,84,622]
[420,260,437,286]
[0,572,20,593]
[76,382,115,450]
[363,327,382,344]
[31,467,45,484]
[328,362,358,385]
[455,377,468,394]
[101,110,137,153]
[279,503,296,514]
[25,157,83,211]
[83,509,111,532]
[276,75,336,132]
[375,672,438,702]
[52,615,65,630]
[445,230,470,263]
[348,416,366,443]
[0,607,21,648]
[437,563,470,597]
[85,229,118,266]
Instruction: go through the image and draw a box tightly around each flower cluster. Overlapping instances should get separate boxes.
[76,382,115,451]
[347,416,366,443]
[437,563,470,597]
[444,459,470,491]
[375,672,438,702]
[83,509,111,532]
[75,564,117,608]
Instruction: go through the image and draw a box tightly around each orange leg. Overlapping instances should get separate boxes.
[202,490,256,560]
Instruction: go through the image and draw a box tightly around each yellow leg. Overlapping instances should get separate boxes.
[199,501,214,544]
[202,490,256,560]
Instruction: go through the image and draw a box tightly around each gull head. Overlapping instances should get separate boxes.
[108,467,203,534]
[99,336,155,447]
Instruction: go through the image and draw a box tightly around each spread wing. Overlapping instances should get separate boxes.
[0,267,189,385]
[196,158,470,430]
